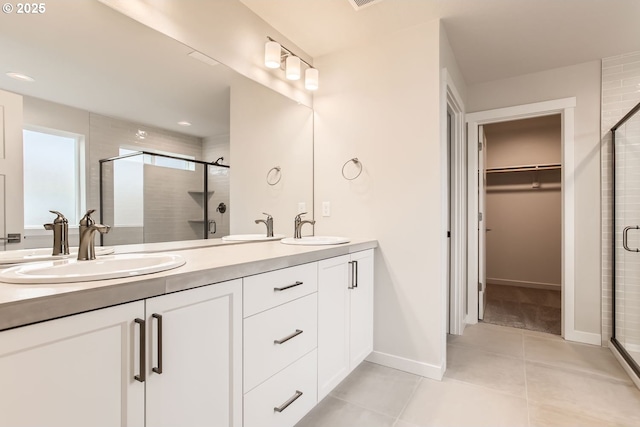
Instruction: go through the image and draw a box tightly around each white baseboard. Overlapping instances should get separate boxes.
[366,350,444,380]
[487,278,561,291]
[565,329,602,346]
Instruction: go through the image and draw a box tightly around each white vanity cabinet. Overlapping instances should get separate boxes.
[317,249,374,400]
[144,279,242,427]
[0,301,146,427]
[243,262,319,427]
[0,279,242,427]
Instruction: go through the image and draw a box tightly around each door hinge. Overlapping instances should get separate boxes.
[478,212,483,222]
[478,142,483,151]
[478,282,483,292]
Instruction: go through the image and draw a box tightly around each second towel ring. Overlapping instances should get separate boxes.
[342,158,363,180]
[267,166,282,186]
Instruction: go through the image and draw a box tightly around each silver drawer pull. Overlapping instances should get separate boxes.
[274,281,303,292]
[274,390,303,413]
[274,329,303,345]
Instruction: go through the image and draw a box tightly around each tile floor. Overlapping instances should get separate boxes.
[295,323,640,427]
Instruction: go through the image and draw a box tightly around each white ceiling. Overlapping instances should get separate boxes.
[239,0,640,84]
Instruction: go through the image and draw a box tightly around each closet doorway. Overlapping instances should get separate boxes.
[482,115,562,335]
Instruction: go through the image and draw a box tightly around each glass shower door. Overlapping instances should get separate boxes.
[614,105,640,367]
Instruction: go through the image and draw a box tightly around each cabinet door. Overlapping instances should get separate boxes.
[145,279,242,427]
[0,301,145,427]
[317,254,351,401]
[349,249,374,369]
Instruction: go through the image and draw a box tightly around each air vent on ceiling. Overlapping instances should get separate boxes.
[347,0,383,11]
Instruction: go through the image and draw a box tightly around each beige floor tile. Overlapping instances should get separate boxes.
[524,335,631,382]
[399,377,529,427]
[447,323,524,358]
[526,361,640,426]
[529,401,629,427]
[445,343,526,397]
[295,396,396,427]
[330,361,421,418]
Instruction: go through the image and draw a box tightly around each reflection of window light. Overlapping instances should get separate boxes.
[23,127,85,228]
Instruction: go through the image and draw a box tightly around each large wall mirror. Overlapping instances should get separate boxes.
[0,0,313,249]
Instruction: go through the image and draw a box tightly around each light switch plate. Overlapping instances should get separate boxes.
[298,202,306,214]
[322,201,331,217]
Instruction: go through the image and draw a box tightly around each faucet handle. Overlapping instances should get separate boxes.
[262,212,273,220]
[295,212,307,220]
[80,209,96,226]
[48,210,68,224]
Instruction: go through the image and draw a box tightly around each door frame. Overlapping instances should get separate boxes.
[465,97,577,341]
[441,68,466,337]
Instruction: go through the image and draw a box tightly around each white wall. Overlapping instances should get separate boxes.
[314,20,449,378]
[467,61,602,336]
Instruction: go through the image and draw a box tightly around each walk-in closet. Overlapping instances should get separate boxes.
[483,114,562,335]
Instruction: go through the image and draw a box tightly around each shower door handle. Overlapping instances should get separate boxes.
[623,226,640,252]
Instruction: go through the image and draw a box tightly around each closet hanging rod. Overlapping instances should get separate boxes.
[486,163,562,174]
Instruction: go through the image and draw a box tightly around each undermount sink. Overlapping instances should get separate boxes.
[280,236,350,246]
[0,253,185,284]
[222,234,285,242]
[0,246,115,266]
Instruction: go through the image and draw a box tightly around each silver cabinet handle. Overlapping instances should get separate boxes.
[274,390,303,413]
[348,261,358,289]
[623,226,640,252]
[274,329,303,344]
[134,318,146,382]
[0,234,20,243]
[152,314,163,374]
[274,281,303,292]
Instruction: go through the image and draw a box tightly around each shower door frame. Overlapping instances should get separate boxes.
[611,101,640,378]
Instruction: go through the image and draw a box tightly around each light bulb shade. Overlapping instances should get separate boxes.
[305,68,319,91]
[265,41,282,69]
[286,56,301,80]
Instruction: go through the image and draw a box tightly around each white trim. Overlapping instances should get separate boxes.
[366,351,444,380]
[465,97,597,344]
[441,68,467,340]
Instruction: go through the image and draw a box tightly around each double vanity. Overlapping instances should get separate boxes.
[0,237,377,427]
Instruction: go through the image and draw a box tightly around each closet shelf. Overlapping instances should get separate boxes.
[486,163,561,174]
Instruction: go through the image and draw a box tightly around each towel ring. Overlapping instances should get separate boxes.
[266,166,282,186]
[342,158,362,180]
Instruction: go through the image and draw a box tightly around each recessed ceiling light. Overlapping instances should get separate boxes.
[177,121,192,127]
[6,72,34,82]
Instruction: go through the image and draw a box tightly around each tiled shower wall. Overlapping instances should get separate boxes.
[601,51,640,345]
[89,114,206,244]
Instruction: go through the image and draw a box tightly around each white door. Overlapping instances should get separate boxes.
[478,125,487,319]
[349,250,374,368]
[317,254,351,401]
[145,279,242,427]
[0,89,24,249]
[0,301,146,427]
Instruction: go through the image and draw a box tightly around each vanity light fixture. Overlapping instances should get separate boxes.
[135,130,147,140]
[264,37,319,91]
[6,72,34,82]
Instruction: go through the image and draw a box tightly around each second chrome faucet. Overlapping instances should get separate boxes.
[294,212,315,239]
[255,213,274,237]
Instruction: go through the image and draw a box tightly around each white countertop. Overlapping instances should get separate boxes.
[0,238,377,331]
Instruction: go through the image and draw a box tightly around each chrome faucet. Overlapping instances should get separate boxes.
[43,210,70,256]
[255,213,274,237]
[294,212,315,239]
[77,209,110,261]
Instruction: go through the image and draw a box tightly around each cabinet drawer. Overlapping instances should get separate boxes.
[244,349,317,427]
[243,262,317,317]
[244,293,317,392]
